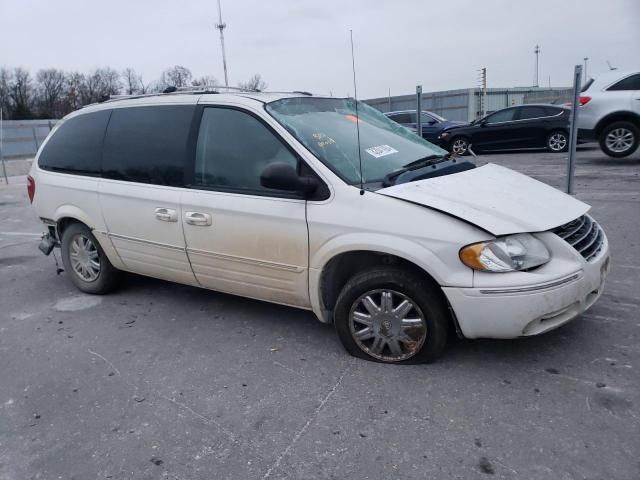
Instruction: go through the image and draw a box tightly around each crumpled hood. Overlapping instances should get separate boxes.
[378,163,589,236]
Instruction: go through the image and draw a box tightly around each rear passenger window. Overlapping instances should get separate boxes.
[518,106,548,120]
[38,110,110,175]
[607,74,640,91]
[102,105,195,186]
[193,107,298,195]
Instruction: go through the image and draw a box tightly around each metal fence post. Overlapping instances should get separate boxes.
[0,107,8,184]
[32,127,40,151]
[566,64,582,194]
[416,85,422,137]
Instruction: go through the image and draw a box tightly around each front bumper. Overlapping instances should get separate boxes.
[443,238,611,339]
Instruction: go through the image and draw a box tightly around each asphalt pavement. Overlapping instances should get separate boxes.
[1,145,639,480]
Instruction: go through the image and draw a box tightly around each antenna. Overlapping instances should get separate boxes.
[215,0,229,87]
[350,29,365,196]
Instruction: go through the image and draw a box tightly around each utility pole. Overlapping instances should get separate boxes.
[583,57,589,83]
[477,67,487,117]
[1,106,7,184]
[534,45,540,87]
[215,0,229,87]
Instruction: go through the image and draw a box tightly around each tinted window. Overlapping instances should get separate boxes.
[607,74,640,91]
[194,107,298,194]
[518,106,548,120]
[485,108,516,123]
[389,113,413,124]
[38,110,110,175]
[102,105,194,186]
[421,113,438,124]
[544,106,563,116]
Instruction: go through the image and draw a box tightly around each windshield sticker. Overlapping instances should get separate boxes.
[365,145,398,158]
[312,133,336,148]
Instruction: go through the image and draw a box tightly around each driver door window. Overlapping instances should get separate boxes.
[485,108,516,124]
[194,107,298,195]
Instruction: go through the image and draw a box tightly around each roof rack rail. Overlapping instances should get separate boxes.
[82,86,315,108]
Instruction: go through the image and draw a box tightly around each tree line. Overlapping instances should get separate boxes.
[0,66,267,120]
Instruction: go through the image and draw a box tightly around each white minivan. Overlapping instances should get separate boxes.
[28,90,610,363]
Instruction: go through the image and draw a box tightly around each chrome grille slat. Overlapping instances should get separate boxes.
[551,214,605,263]
[558,216,586,239]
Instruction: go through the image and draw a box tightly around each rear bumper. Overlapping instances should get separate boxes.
[443,245,611,339]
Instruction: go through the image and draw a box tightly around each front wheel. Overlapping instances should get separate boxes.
[449,136,470,156]
[547,130,569,152]
[599,121,639,158]
[333,267,449,364]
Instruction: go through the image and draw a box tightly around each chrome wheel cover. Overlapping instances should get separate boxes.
[452,138,468,155]
[69,234,100,282]
[548,132,567,152]
[349,289,427,362]
[606,128,634,153]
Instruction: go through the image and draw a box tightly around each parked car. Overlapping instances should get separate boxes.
[438,104,570,155]
[385,110,467,143]
[29,92,610,364]
[577,69,640,158]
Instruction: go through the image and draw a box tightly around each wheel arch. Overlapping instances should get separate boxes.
[309,234,460,324]
[594,111,640,138]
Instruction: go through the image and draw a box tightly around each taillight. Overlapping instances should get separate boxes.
[27,175,35,203]
[563,96,592,107]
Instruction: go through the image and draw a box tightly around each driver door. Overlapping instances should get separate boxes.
[181,105,311,307]
[473,107,519,150]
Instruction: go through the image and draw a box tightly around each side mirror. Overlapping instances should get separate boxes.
[260,162,318,196]
[479,120,488,127]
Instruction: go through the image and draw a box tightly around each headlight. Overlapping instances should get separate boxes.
[459,233,550,272]
[439,132,450,138]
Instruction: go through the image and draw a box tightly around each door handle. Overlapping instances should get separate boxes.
[185,211,212,226]
[155,207,177,222]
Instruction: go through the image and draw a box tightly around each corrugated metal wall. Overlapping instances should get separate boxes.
[366,87,573,122]
[0,120,58,159]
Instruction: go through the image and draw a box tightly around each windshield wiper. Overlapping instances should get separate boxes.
[383,154,448,186]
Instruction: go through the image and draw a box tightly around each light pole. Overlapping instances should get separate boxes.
[215,0,229,87]
[583,57,589,83]
[534,45,540,87]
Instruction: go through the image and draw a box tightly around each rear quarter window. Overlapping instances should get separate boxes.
[38,110,111,175]
[607,74,640,91]
[102,105,195,186]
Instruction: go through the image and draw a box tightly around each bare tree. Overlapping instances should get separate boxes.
[122,68,141,95]
[238,74,267,91]
[63,72,84,113]
[0,67,11,118]
[9,67,34,118]
[191,75,218,87]
[160,65,193,88]
[36,68,66,118]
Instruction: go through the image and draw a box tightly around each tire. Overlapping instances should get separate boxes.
[60,222,120,294]
[546,130,569,152]
[449,136,470,156]
[599,121,639,158]
[333,267,449,364]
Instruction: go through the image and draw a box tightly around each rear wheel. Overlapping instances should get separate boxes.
[60,223,120,294]
[450,136,470,156]
[547,130,568,152]
[333,267,449,364]
[599,121,639,158]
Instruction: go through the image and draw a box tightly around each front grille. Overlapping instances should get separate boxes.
[551,215,604,262]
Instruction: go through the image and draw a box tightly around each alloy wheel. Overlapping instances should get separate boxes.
[548,132,567,152]
[452,138,468,155]
[349,289,427,362]
[606,128,634,153]
[69,234,101,282]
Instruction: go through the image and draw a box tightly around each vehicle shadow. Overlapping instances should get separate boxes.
[118,272,595,370]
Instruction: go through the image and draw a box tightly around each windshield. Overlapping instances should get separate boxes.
[424,111,446,122]
[266,97,447,184]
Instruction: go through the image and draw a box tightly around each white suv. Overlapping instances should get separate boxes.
[28,90,610,363]
[578,69,640,157]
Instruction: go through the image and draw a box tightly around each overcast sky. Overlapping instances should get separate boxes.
[1,0,639,98]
